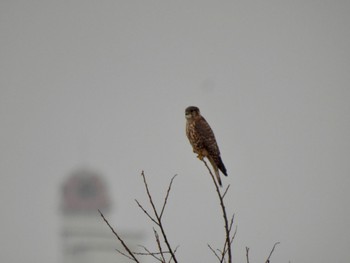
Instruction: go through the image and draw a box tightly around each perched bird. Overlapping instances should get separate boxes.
[185,106,227,186]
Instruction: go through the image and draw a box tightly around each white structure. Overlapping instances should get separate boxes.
[60,168,142,263]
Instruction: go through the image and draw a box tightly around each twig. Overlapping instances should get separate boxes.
[154,228,166,263]
[168,246,180,263]
[115,248,136,261]
[135,199,159,226]
[222,185,231,199]
[208,244,222,262]
[265,242,280,263]
[245,247,250,263]
[230,226,237,246]
[136,245,174,262]
[140,171,160,221]
[228,214,235,234]
[98,209,140,263]
[160,174,178,219]
[221,224,237,262]
[138,245,163,262]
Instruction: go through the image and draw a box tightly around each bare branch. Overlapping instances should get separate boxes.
[137,245,163,262]
[160,174,178,219]
[229,214,235,233]
[168,246,180,263]
[98,209,140,263]
[245,247,250,263]
[202,159,232,263]
[137,245,171,256]
[221,225,237,262]
[140,171,179,263]
[208,244,222,262]
[154,228,166,263]
[222,184,231,199]
[230,226,238,246]
[101,169,282,263]
[115,248,136,261]
[141,171,160,220]
[135,199,159,226]
[265,242,280,263]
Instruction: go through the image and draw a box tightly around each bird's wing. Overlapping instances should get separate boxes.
[194,117,220,157]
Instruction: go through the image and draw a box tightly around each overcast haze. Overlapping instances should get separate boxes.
[1,1,350,262]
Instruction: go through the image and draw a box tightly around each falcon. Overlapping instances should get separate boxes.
[185,106,227,186]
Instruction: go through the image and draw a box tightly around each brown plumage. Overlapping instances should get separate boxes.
[185,106,227,186]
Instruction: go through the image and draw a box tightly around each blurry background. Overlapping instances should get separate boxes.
[1,1,350,262]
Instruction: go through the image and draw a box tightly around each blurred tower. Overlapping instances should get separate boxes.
[60,168,142,263]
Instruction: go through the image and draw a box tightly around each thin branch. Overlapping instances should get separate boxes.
[202,159,232,263]
[230,226,238,245]
[245,247,250,263]
[141,171,160,220]
[137,245,171,256]
[222,184,231,199]
[154,228,166,263]
[98,209,140,263]
[265,242,280,263]
[135,199,159,226]
[208,244,222,262]
[160,174,178,219]
[115,248,136,261]
[168,246,180,263]
[228,214,235,233]
[137,245,163,262]
[221,224,237,262]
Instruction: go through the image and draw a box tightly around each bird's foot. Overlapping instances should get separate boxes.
[196,154,204,161]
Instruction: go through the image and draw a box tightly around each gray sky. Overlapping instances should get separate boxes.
[1,1,350,262]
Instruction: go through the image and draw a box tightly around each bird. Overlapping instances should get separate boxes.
[185,106,227,186]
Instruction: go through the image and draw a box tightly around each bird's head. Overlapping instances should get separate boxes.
[185,106,200,120]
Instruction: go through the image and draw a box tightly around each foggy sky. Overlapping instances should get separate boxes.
[1,1,350,262]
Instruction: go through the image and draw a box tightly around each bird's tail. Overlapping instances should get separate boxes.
[207,156,222,186]
[218,156,227,176]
